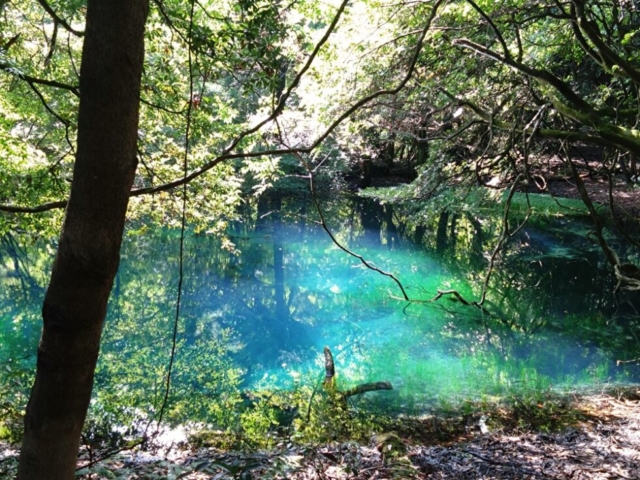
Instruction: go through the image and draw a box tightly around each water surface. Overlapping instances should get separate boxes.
[1,197,638,424]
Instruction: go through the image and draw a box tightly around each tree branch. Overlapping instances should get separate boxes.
[563,143,618,267]
[452,38,593,113]
[1,0,446,215]
[456,97,640,155]
[0,61,80,96]
[301,151,410,301]
[572,0,640,84]
[1,34,20,51]
[35,0,84,37]
[464,0,511,60]
[139,96,186,115]
[26,81,73,128]
[0,200,67,213]
[569,2,609,70]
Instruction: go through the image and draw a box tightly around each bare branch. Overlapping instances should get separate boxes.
[303,152,410,301]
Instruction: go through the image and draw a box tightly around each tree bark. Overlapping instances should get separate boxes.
[18,1,149,478]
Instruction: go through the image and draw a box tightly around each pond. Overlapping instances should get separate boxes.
[1,194,639,429]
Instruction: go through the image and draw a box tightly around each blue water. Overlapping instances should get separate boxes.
[1,198,639,422]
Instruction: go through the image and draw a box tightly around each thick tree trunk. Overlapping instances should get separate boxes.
[18,1,149,479]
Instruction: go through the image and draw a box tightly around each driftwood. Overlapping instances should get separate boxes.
[322,346,392,398]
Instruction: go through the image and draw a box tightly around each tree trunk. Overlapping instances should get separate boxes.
[359,157,373,188]
[382,134,395,171]
[436,210,449,254]
[415,127,429,166]
[18,1,149,478]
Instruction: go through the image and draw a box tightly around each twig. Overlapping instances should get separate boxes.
[298,152,410,301]
[616,358,640,366]
[479,174,522,306]
[462,448,544,477]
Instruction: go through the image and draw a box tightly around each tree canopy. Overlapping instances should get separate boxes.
[2,0,638,258]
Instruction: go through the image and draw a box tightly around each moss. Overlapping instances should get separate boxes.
[504,191,597,218]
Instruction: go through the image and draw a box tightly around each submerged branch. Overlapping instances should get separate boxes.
[616,358,640,366]
[429,289,491,316]
[343,382,393,398]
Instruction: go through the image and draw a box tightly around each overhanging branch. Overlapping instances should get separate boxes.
[455,98,638,154]
[1,0,446,215]
[452,38,592,113]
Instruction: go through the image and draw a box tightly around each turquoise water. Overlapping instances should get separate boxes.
[1,197,639,424]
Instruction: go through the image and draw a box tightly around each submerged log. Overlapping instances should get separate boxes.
[323,346,335,388]
[322,346,393,398]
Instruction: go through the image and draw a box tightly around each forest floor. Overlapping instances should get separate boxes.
[2,388,640,479]
[374,153,640,220]
[530,156,640,221]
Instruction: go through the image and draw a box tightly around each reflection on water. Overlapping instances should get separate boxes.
[1,197,639,420]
